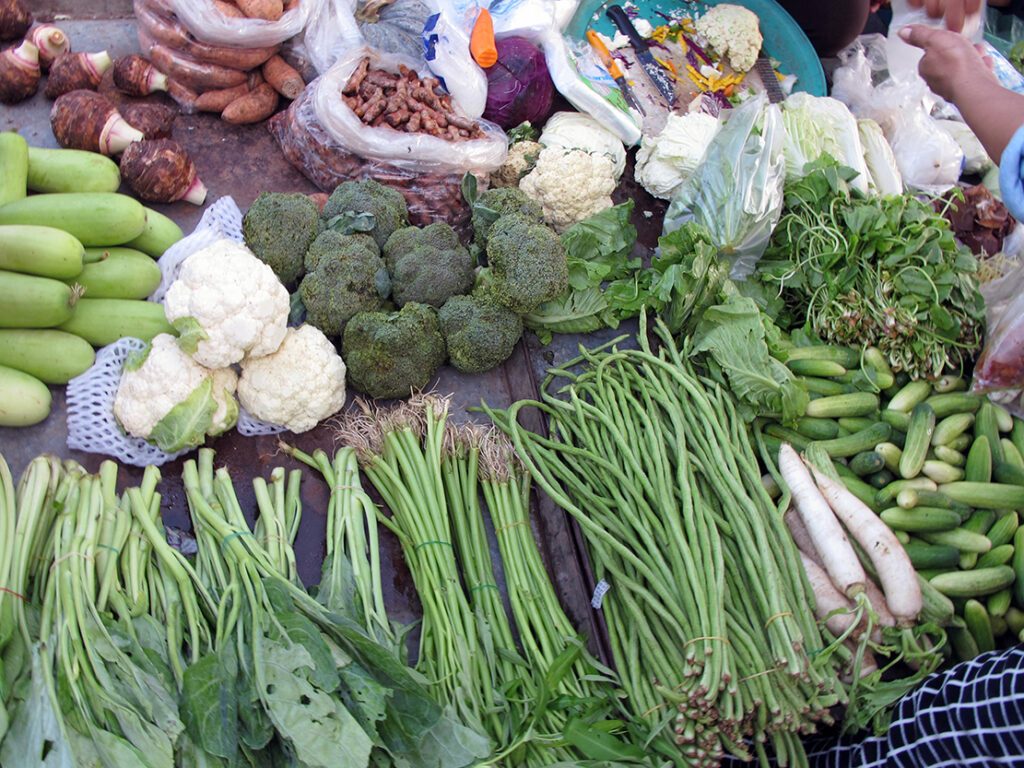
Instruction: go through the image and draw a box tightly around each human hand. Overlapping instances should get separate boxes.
[906,0,982,33]
[899,24,997,101]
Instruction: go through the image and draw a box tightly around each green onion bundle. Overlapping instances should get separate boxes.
[484,315,847,768]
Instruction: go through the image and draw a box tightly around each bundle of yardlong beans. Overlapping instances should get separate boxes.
[483,316,847,768]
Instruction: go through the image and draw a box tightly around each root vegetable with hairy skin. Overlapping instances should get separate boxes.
[0,38,38,103]
[119,102,176,140]
[119,139,207,205]
[50,90,144,155]
[222,82,278,124]
[28,24,69,71]
[0,0,31,41]
[112,54,167,96]
[44,50,112,99]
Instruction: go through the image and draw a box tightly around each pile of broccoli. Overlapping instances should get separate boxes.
[242,180,570,399]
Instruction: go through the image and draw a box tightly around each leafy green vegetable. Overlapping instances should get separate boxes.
[182,649,238,759]
[147,377,217,453]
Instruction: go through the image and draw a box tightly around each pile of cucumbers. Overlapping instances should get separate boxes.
[0,132,182,428]
[762,344,1024,659]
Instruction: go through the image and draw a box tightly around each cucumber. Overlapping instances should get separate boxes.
[124,208,184,258]
[933,446,966,467]
[0,329,95,384]
[932,413,975,447]
[888,381,933,413]
[1013,419,1024,461]
[804,392,879,419]
[0,271,79,328]
[934,375,967,393]
[991,614,1009,637]
[800,376,849,396]
[949,625,980,662]
[881,409,912,432]
[897,489,971,517]
[58,298,174,347]
[1007,606,1024,635]
[67,248,161,300]
[948,434,972,452]
[1014,527,1024,608]
[931,566,1015,597]
[0,132,28,206]
[1002,440,1024,470]
[849,451,885,477]
[919,572,957,626]
[881,506,961,533]
[785,345,860,367]
[965,436,993,483]
[976,403,1004,466]
[902,538,961,570]
[963,509,997,536]
[894,529,911,544]
[864,346,894,379]
[988,512,1019,548]
[922,460,964,484]
[900,403,936,479]
[793,417,840,441]
[876,477,938,507]
[0,193,146,247]
[994,462,1024,487]
[939,482,1024,510]
[0,364,51,426]
[921,528,993,554]
[0,225,85,280]
[965,599,995,653]
[868,469,896,489]
[977,545,1016,570]
[833,466,882,510]
[25,147,121,194]
[994,404,1014,433]
[787,359,846,378]
[875,442,903,473]
[925,393,983,418]
[810,422,892,458]
[961,553,978,570]
[838,417,877,433]
[765,424,810,451]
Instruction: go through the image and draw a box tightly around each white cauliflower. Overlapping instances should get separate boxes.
[238,324,347,433]
[635,112,721,200]
[539,111,627,179]
[163,239,289,369]
[491,140,542,188]
[518,147,616,233]
[694,4,762,74]
[113,334,240,452]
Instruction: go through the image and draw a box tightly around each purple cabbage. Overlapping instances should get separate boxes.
[482,36,554,129]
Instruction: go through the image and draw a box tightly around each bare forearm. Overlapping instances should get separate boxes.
[950,79,1024,161]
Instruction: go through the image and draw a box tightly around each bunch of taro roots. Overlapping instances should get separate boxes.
[341,58,485,141]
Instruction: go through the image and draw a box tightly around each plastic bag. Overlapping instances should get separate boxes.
[165,0,313,47]
[973,260,1024,392]
[662,94,785,280]
[886,0,986,82]
[832,36,963,193]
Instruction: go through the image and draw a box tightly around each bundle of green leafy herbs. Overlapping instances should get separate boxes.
[752,157,985,380]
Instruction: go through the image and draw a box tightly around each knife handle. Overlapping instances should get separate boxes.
[606,5,648,52]
[586,29,624,80]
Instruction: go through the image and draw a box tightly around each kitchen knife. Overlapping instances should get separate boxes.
[586,29,646,115]
[754,55,785,103]
[605,5,677,108]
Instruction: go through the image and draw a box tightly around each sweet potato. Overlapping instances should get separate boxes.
[134,4,278,70]
[147,42,248,91]
[262,54,303,99]
[166,78,198,114]
[236,0,283,20]
[212,0,246,18]
[221,81,277,124]
[194,80,250,112]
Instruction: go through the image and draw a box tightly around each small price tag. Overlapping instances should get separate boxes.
[591,579,611,609]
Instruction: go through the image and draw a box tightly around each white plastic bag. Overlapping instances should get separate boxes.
[422,6,488,118]
[313,46,507,174]
[302,0,363,74]
[886,0,986,82]
[166,0,313,47]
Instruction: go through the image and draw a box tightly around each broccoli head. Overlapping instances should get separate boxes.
[382,223,475,308]
[322,179,409,249]
[439,294,523,374]
[299,231,390,338]
[472,187,544,249]
[242,192,322,287]
[342,302,447,399]
[484,214,568,314]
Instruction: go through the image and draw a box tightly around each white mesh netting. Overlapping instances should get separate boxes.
[66,197,285,465]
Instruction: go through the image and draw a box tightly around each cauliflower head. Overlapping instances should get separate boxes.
[519,147,616,233]
[113,334,239,452]
[490,140,543,189]
[694,4,762,74]
[238,324,347,433]
[163,239,289,369]
[634,112,721,200]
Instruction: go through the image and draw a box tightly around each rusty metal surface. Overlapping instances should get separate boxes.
[0,13,608,658]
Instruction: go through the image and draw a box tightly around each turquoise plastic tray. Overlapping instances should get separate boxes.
[565,0,827,96]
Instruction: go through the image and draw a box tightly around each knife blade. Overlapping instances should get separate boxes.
[754,55,785,103]
[605,5,677,108]
[586,29,646,115]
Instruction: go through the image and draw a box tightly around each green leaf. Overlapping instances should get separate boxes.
[276,611,341,693]
[338,663,389,742]
[461,173,480,207]
[561,202,638,286]
[173,316,209,357]
[523,288,611,345]
[124,342,153,372]
[148,377,217,453]
[506,122,538,144]
[182,649,239,760]
[288,291,306,326]
[563,719,646,762]
[327,211,377,235]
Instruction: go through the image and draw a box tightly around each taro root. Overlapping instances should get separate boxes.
[50,89,144,155]
[44,50,112,99]
[119,139,207,205]
[28,24,70,71]
[112,54,168,96]
[0,0,31,41]
[0,39,39,104]
[119,101,176,140]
